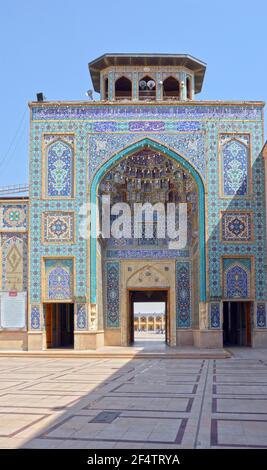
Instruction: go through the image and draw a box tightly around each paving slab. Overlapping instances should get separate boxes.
[0,347,266,448]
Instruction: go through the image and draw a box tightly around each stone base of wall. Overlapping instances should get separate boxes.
[74,331,104,350]
[252,329,267,348]
[0,331,28,350]
[176,329,223,348]
[104,329,122,346]
[193,329,223,349]
[28,332,43,350]
[176,329,193,346]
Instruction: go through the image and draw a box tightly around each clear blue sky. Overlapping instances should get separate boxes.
[0,0,266,186]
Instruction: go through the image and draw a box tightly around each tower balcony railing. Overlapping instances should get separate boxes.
[138,90,156,101]
[112,91,183,101]
[115,91,132,101]
[163,94,180,101]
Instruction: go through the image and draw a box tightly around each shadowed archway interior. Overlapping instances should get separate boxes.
[89,139,207,346]
[90,138,206,308]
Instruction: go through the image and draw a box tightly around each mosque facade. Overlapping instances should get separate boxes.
[0,54,266,350]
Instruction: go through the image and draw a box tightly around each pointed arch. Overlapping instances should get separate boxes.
[46,264,71,300]
[224,262,250,298]
[46,139,73,197]
[115,76,132,100]
[139,75,156,100]
[221,138,249,196]
[163,76,180,100]
[90,138,206,303]
[127,264,170,288]
[127,263,167,282]
[222,136,249,149]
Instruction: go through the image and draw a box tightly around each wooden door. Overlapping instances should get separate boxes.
[165,293,170,345]
[128,291,134,345]
[46,304,53,348]
[246,302,252,347]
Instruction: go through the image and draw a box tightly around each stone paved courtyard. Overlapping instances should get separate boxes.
[0,348,267,449]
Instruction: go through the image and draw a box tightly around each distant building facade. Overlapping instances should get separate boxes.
[134,313,165,333]
[0,53,266,350]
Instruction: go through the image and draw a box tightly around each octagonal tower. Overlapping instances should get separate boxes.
[89,53,206,102]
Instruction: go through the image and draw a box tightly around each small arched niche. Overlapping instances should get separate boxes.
[139,75,156,101]
[115,76,132,100]
[163,76,180,100]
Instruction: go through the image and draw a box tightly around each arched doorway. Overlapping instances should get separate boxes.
[90,139,206,346]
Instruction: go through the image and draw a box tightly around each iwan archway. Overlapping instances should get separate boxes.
[90,138,206,346]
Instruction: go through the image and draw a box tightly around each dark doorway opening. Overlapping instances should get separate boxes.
[115,76,132,100]
[45,303,74,348]
[223,301,252,346]
[163,76,180,100]
[128,290,168,345]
